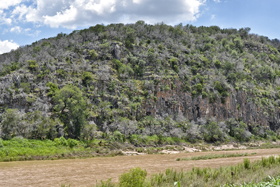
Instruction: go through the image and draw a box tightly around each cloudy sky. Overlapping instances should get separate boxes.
[0,0,279,54]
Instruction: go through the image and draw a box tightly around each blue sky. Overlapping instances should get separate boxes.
[0,0,279,54]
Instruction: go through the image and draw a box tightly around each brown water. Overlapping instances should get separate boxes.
[1,148,280,187]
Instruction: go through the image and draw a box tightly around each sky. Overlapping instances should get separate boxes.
[0,0,280,54]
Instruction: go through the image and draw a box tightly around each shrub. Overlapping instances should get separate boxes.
[54,137,68,146]
[89,49,98,59]
[234,121,250,142]
[67,138,78,148]
[203,121,225,142]
[119,167,147,187]
[112,131,125,143]
[158,44,163,50]
[243,158,250,169]
[202,91,208,98]
[214,60,221,68]
[28,60,38,71]
[82,72,94,86]
[0,62,19,76]
[20,83,31,94]
[46,82,59,97]
[148,48,155,53]
[33,46,41,53]
[170,57,178,72]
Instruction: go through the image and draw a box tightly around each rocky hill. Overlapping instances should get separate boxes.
[1,21,280,143]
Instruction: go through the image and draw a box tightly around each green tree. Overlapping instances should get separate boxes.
[53,85,88,139]
[0,109,23,140]
[203,121,224,142]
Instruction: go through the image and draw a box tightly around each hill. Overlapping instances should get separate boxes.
[1,21,280,143]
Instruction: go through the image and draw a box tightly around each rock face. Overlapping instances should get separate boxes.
[111,43,121,60]
[142,79,279,128]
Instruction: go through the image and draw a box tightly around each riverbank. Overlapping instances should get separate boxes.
[1,148,280,187]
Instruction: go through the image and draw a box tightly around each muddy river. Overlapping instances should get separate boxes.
[1,148,280,187]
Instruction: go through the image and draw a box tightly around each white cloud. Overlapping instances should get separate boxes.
[0,0,22,10]
[11,4,31,20]
[211,14,215,20]
[0,10,12,25]
[11,0,206,29]
[0,40,19,54]
[9,25,41,36]
[10,26,21,33]
[213,0,221,2]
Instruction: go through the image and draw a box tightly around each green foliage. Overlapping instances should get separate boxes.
[46,82,59,97]
[243,158,250,169]
[56,69,67,78]
[234,122,250,142]
[0,62,19,76]
[112,59,123,72]
[223,61,234,73]
[33,46,41,53]
[67,138,79,148]
[112,131,125,143]
[0,109,23,140]
[54,137,68,146]
[82,72,94,86]
[202,91,208,98]
[28,60,38,71]
[203,121,224,142]
[0,109,58,140]
[158,44,164,51]
[89,49,98,60]
[0,138,3,148]
[41,42,51,47]
[53,85,88,139]
[148,48,155,53]
[214,60,222,68]
[119,167,147,187]
[170,57,179,73]
[89,24,106,33]
[19,83,31,93]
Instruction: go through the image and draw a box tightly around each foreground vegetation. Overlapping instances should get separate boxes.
[87,156,280,187]
[225,176,280,186]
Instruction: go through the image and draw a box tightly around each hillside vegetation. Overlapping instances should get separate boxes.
[1,21,280,144]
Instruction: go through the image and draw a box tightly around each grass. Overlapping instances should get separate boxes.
[225,175,280,186]
[89,156,280,187]
[0,137,123,162]
[176,152,255,161]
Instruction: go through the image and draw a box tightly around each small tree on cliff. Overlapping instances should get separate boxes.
[53,85,88,139]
